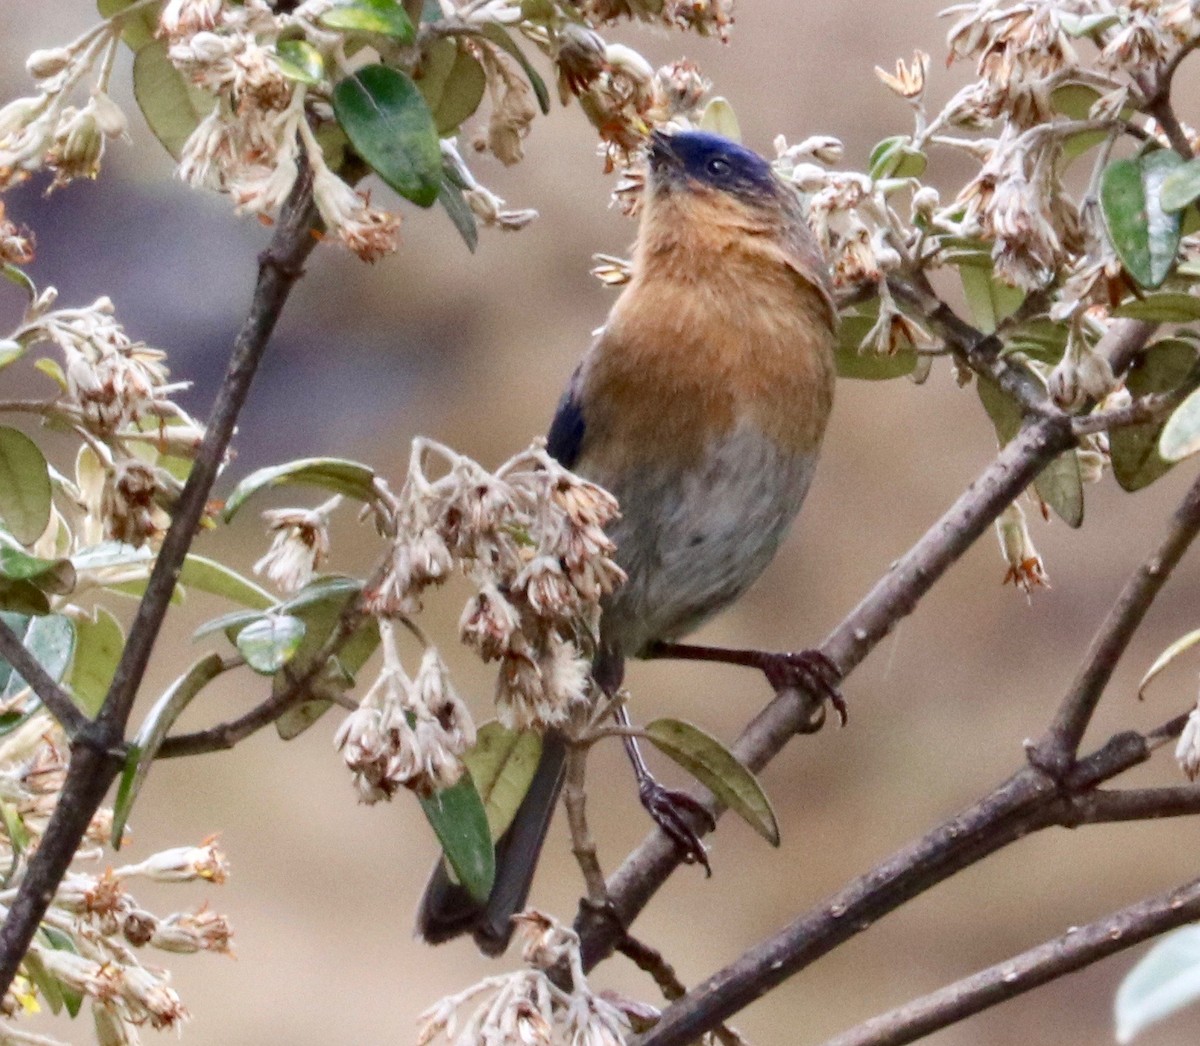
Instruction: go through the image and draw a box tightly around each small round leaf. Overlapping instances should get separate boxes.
[0,427,51,546]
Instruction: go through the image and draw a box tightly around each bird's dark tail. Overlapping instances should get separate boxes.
[415,732,567,955]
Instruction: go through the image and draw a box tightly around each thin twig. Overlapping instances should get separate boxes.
[157,552,393,758]
[1030,469,1200,775]
[563,740,608,905]
[816,876,1200,1046]
[0,169,320,997]
[0,617,87,739]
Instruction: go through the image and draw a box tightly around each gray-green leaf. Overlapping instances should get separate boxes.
[461,721,543,839]
[0,427,52,546]
[132,38,217,160]
[644,718,779,845]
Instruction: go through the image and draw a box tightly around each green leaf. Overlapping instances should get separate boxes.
[0,427,52,546]
[699,97,740,141]
[272,578,379,739]
[1159,157,1200,213]
[461,722,543,838]
[960,265,1025,335]
[33,357,66,392]
[0,549,75,595]
[1112,339,1197,491]
[417,39,487,135]
[834,308,919,381]
[332,65,441,208]
[132,38,217,160]
[37,926,82,1018]
[2,263,37,301]
[1115,926,1200,1043]
[478,23,550,114]
[1101,151,1185,289]
[23,950,66,1017]
[71,541,153,573]
[97,0,161,51]
[319,0,415,41]
[223,456,377,521]
[180,554,274,610]
[438,173,478,252]
[0,581,50,616]
[644,718,779,845]
[418,772,495,902]
[0,612,75,701]
[868,135,927,181]
[1160,384,1200,461]
[113,653,227,848]
[977,377,1084,527]
[68,606,124,716]
[236,615,306,674]
[273,39,326,85]
[1034,448,1084,528]
[0,340,24,370]
[1113,293,1200,323]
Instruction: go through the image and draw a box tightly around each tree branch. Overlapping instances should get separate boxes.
[816,876,1200,1046]
[0,617,87,739]
[0,169,320,997]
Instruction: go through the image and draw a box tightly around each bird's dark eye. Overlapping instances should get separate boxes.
[706,156,732,178]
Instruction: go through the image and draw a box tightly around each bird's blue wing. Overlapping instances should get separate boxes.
[546,370,586,469]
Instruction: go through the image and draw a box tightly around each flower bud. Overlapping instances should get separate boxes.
[26,47,72,80]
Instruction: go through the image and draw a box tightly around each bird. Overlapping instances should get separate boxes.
[417,127,841,954]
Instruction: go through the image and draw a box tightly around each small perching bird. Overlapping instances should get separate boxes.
[418,128,842,954]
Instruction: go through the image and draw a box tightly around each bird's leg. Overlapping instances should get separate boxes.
[593,646,715,873]
[647,641,847,727]
[614,702,715,874]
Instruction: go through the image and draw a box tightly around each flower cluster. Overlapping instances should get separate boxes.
[335,625,477,800]
[0,714,230,1043]
[5,288,205,550]
[270,440,621,799]
[417,911,632,1045]
[0,22,130,192]
[374,439,623,732]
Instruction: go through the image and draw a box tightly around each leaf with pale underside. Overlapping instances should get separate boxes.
[1116,926,1200,1043]
[1101,151,1184,289]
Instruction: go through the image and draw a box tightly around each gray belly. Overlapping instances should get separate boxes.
[586,424,819,657]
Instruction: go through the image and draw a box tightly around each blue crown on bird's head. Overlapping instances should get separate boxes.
[646,129,779,200]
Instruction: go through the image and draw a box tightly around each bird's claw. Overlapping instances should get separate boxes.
[638,778,715,876]
[760,649,847,727]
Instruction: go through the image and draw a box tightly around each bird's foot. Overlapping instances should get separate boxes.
[638,777,715,876]
[648,641,847,728]
[758,649,847,729]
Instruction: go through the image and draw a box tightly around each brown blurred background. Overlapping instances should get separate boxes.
[4,2,1200,1043]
